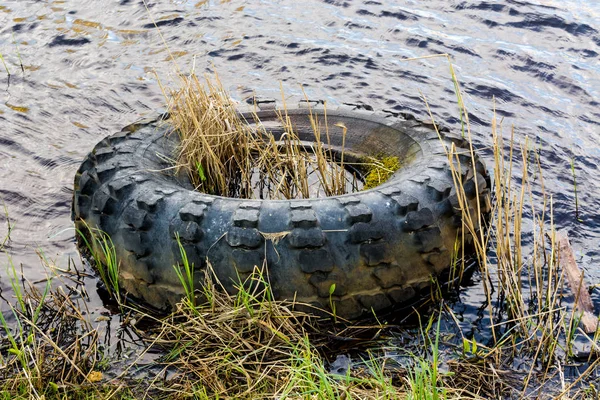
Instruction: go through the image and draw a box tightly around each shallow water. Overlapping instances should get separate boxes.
[0,1,599,326]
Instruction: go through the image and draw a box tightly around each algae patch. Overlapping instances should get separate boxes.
[363,156,401,190]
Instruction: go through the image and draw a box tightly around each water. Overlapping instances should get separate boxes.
[0,1,599,321]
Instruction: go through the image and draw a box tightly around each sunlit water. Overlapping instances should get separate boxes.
[0,1,599,333]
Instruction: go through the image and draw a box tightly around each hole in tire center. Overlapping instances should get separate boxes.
[193,139,368,200]
[184,111,414,199]
[242,146,366,200]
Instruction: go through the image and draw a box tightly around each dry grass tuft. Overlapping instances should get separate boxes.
[0,264,109,398]
[135,265,418,399]
[143,269,317,396]
[162,72,372,199]
[163,72,255,197]
[138,265,319,397]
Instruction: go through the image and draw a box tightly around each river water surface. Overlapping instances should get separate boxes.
[0,0,599,342]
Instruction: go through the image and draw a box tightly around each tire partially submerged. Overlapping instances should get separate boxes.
[72,107,490,319]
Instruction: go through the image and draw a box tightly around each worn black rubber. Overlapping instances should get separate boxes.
[72,107,490,319]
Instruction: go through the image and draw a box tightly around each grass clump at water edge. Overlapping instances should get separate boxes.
[1,245,448,399]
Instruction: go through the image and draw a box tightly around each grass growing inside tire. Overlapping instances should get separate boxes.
[161,72,391,199]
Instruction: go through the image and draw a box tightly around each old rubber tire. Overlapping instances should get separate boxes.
[72,107,490,319]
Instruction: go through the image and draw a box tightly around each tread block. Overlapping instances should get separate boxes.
[226,227,263,249]
[438,198,455,218]
[409,175,430,184]
[179,203,207,223]
[92,188,118,215]
[298,249,334,273]
[290,209,318,228]
[288,227,325,248]
[391,193,419,215]
[451,214,462,228]
[233,208,259,228]
[156,188,177,196]
[74,193,90,219]
[239,201,261,209]
[136,191,163,211]
[476,160,489,184]
[170,219,203,242]
[122,207,151,230]
[479,189,492,213]
[76,157,94,175]
[422,249,450,273]
[378,186,402,196]
[372,264,406,289]
[309,271,347,297]
[447,136,468,149]
[192,195,214,205]
[348,223,384,244]
[457,152,473,166]
[463,174,486,200]
[447,193,460,209]
[231,249,263,273]
[427,180,452,200]
[132,175,150,184]
[79,171,99,196]
[358,293,392,311]
[415,227,443,253]
[122,230,148,256]
[94,139,111,151]
[428,164,446,171]
[360,241,391,266]
[387,286,416,303]
[172,242,201,265]
[121,122,142,133]
[108,178,134,197]
[334,298,362,320]
[345,203,372,224]
[112,144,135,155]
[290,201,312,209]
[96,162,120,181]
[449,161,469,178]
[94,147,115,163]
[108,130,131,145]
[338,196,360,205]
[99,213,113,228]
[404,209,434,231]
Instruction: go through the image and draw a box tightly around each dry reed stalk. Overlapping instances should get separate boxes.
[415,56,600,396]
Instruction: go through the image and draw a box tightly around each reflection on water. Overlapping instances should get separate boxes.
[0,1,599,314]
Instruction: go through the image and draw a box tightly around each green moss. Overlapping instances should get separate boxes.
[363,156,401,190]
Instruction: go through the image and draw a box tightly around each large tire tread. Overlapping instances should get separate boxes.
[73,110,490,318]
